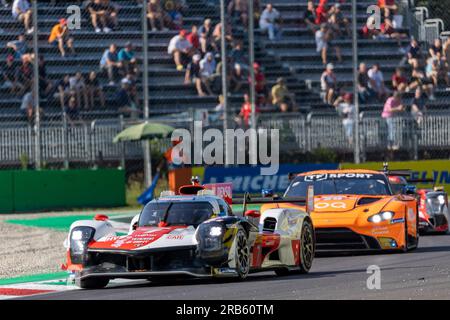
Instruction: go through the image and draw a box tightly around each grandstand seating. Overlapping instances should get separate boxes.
[0,0,449,124]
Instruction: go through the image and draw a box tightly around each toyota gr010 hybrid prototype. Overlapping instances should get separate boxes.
[389,175,449,234]
[63,183,315,289]
[262,170,419,253]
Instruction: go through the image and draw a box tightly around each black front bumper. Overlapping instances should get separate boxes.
[315,228,381,252]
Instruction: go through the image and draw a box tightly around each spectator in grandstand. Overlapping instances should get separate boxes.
[409,60,435,99]
[411,87,426,126]
[259,3,282,41]
[87,0,117,33]
[391,67,408,92]
[199,52,216,96]
[66,96,81,123]
[185,54,207,96]
[315,0,328,25]
[48,19,75,58]
[16,54,33,94]
[379,18,407,46]
[100,43,121,85]
[362,16,380,39]
[443,38,450,63]
[147,0,166,31]
[212,20,233,50]
[271,77,296,112]
[407,39,422,67]
[198,18,215,54]
[2,55,20,95]
[69,72,88,110]
[303,1,317,34]
[357,62,373,104]
[426,53,450,88]
[228,0,249,28]
[315,23,342,65]
[118,42,138,76]
[55,75,73,110]
[330,3,350,37]
[168,29,193,71]
[320,63,337,105]
[250,62,268,97]
[335,92,355,145]
[115,80,138,117]
[38,56,53,99]
[86,71,105,109]
[164,0,183,30]
[230,40,247,70]
[186,25,200,50]
[12,0,33,34]
[122,73,140,110]
[378,0,398,19]
[7,34,28,60]
[238,93,257,128]
[368,63,387,101]
[382,91,405,151]
[20,90,35,123]
[429,38,443,59]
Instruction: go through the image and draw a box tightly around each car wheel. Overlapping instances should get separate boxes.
[234,228,250,280]
[76,276,109,289]
[299,219,315,274]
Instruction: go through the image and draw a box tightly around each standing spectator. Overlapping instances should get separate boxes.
[330,3,350,37]
[382,91,404,151]
[259,3,281,41]
[368,63,387,101]
[336,93,355,145]
[20,90,35,122]
[315,0,328,25]
[7,34,28,60]
[48,18,75,57]
[85,71,105,109]
[228,0,249,27]
[55,75,72,110]
[320,63,337,105]
[12,0,33,34]
[87,0,115,33]
[147,0,166,31]
[250,62,268,97]
[315,23,342,65]
[271,77,296,112]
[66,96,81,123]
[238,93,255,128]
[411,87,426,126]
[303,1,317,34]
[392,67,408,92]
[184,54,206,96]
[167,29,193,71]
[16,55,33,94]
[357,62,372,103]
[38,56,53,99]
[100,43,121,85]
[199,52,216,95]
[69,72,88,110]
[118,42,138,75]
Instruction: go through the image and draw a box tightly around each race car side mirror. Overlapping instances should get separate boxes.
[245,210,261,218]
[403,185,416,195]
[132,222,138,231]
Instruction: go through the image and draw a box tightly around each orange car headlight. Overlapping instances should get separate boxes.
[368,211,394,223]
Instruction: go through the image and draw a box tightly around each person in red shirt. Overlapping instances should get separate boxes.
[391,67,408,92]
[378,0,398,17]
[380,18,407,46]
[249,62,268,96]
[238,93,259,127]
[315,2,328,25]
[186,25,199,50]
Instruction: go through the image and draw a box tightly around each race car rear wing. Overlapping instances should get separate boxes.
[232,193,308,215]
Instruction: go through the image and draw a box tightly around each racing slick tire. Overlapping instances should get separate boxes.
[234,228,250,280]
[76,274,109,289]
[401,214,419,253]
[298,219,315,274]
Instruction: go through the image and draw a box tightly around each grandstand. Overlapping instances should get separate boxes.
[0,0,449,166]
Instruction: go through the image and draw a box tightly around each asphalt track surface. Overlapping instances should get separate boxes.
[23,233,450,300]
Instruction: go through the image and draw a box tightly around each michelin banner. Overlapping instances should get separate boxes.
[193,164,338,195]
[341,160,450,193]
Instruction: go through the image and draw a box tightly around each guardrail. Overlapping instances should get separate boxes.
[1,112,450,168]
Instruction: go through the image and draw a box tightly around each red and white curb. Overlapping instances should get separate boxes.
[0,279,79,299]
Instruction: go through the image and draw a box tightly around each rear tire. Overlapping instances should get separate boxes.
[76,276,109,289]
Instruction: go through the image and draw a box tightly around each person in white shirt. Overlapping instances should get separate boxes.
[199,52,216,95]
[12,0,33,34]
[368,63,388,101]
[168,29,193,71]
[259,3,281,41]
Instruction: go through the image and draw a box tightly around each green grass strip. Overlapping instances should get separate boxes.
[0,272,67,286]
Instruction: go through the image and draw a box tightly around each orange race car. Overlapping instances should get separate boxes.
[262,169,419,253]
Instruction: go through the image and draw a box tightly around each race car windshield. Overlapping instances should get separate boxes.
[284,174,392,197]
[139,202,214,227]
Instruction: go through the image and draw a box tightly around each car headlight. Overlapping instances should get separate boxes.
[368,211,394,223]
[69,227,95,264]
[438,195,446,205]
[197,223,224,252]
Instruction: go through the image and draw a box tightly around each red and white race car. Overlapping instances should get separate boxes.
[62,180,315,289]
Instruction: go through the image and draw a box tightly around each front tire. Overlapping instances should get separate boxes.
[299,219,315,274]
[234,228,250,280]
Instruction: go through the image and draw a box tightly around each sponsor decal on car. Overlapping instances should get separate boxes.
[304,173,375,182]
[390,218,405,225]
